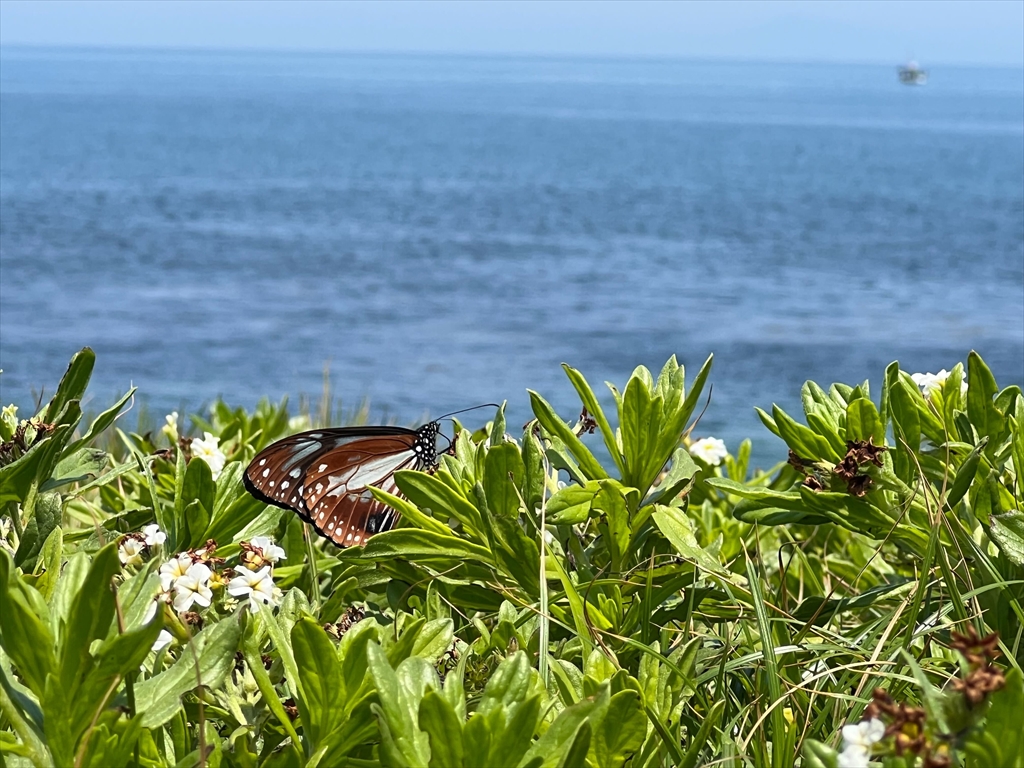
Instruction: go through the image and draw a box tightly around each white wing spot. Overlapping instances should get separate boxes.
[310,433,323,438]
[259,459,266,466]
[289,468,301,478]
[262,468,270,478]
[318,463,328,472]
[315,482,323,493]
[281,481,289,489]
[268,481,275,488]
[346,533,353,541]
[327,521,335,531]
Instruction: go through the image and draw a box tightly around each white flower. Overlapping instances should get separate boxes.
[118,538,145,567]
[837,746,870,768]
[152,630,174,652]
[228,565,279,613]
[172,562,213,612]
[689,436,728,466]
[162,411,179,442]
[911,369,967,398]
[838,717,885,767]
[159,553,193,591]
[249,536,286,562]
[142,524,166,547]
[190,432,226,479]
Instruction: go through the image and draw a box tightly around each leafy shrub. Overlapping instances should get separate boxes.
[0,348,1020,767]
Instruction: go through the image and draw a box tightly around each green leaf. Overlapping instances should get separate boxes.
[772,405,841,462]
[889,383,922,482]
[367,485,452,538]
[292,617,347,751]
[202,460,266,543]
[652,505,733,580]
[34,525,63,601]
[547,483,600,525]
[42,347,95,423]
[179,456,215,548]
[361,529,493,564]
[68,610,164,744]
[395,470,485,534]
[594,481,632,574]
[412,619,455,662]
[562,363,625,475]
[989,510,1024,567]
[62,387,136,458]
[643,447,698,507]
[367,643,435,768]
[59,542,120,696]
[0,422,75,505]
[493,694,542,768]
[134,615,242,728]
[591,690,646,768]
[1012,397,1024,499]
[41,448,107,492]
[0,550,58,697]
[968,350,1002,442]
[14,491,62,569]
[478,652,531,716]
[528,390,609,482]
[419,690,464,768]
[484,442,526,518]
[520,697,597,768]
[621,373,660,492]
[556,721,591,768]
[845,398,884,445]
[490,402,508,447]
[947,438,987,509]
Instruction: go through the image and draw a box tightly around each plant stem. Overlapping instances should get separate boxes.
[538,458,551,689]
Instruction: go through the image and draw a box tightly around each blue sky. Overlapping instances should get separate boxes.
[1,0,1022,66]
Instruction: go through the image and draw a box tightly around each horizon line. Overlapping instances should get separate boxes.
[2,41,1022,71]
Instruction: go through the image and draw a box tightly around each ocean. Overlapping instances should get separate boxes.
[1,48,1022,463]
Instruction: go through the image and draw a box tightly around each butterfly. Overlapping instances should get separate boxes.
[243,422,441,548]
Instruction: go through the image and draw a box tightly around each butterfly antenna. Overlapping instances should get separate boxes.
[436,403,501,421]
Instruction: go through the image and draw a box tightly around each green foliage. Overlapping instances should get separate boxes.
[1,347,1021,767]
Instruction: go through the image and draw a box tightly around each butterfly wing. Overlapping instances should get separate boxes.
[244,427,425,547]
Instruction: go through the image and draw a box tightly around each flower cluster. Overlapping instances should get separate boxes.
[689,436,728,466]
[911,369,967,399]
[837,629,1006,768]
[229,536,286,613]
[132,534,287,653]
[117,524,167,566]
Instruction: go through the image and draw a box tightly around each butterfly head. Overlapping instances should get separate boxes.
[413,421,442,468]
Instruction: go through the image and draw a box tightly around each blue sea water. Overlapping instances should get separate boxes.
[1,48,1022,462]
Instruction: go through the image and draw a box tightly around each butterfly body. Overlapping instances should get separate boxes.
[243,422,440,547]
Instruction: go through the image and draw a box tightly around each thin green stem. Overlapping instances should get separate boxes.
[538,458,550,689]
